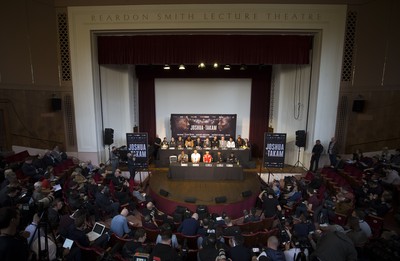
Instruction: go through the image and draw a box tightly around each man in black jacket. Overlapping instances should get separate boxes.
[310,139,323,172]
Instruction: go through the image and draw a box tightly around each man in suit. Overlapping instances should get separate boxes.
[310,139,324,172]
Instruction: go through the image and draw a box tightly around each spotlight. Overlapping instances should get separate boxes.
[213,62,219,68]
[198,62,206,69]
[179,64,185,70]
[240,64,247,70]
[163,64,170,70]
[224,64,231,71]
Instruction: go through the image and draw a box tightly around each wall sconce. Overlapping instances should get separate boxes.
[163,64,170,70]
[179,64,185,70]
[240,64,247,70]
[213,62,219,68]
[224,64,231,70]
[198,62,206,68]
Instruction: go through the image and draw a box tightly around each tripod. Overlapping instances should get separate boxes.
[289,146,308,172]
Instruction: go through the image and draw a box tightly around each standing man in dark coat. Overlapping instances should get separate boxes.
[310,139,324,172]
[328,137,339,168]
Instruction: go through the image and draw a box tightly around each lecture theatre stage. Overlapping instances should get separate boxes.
[148,170,261,219]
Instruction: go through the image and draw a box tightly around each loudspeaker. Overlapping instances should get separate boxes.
[51,98,62,111]
[295,130,306,147]
[215,196,227,204]
[352,100,365,112]
[242,190,252,198]
[184,197,196,203]
[159,189,169,197]
[104,128,114,146]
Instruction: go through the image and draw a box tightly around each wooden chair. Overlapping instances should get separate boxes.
[237,222,252,234]
[247,219,264,233]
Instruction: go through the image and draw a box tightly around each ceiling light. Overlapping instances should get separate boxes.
[179,64,185,70]
[198,62,206,68]
[213,63,219,68]
[224,64,231,71]
[163,64,170,70]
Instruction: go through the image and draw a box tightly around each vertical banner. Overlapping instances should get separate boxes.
[126,132,148,169]
[264,133,286,168]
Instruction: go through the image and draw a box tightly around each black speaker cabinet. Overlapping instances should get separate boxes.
[184,197,196,203]
[242,190,252,198]
[215,196,227,204]
[51,98,62,111]
[159,189,169,197]
[104,128,114,146]
[295,130,306,147]
[352,100,365,112]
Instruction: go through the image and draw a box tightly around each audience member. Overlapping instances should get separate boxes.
[110,208,132,238]
[0,207,29,261]
[177,213,200,236]
[150,230,182,261]
[227,234,252,261]
[257,236,285,261]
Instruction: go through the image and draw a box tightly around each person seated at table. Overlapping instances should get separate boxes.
[194,136,203,149]
[176,136,184,149]
[191,149,201,163]
[219,136,227,149]
[169,137,177,148]
[185,136,194,149]
[161,137,169,149]
[227,153,238,164]
[226,137,236,148]
[236,135,244,148]
[215,151,225,163]
[203,136,212,149]
[178,150,188,163]
[211,136,219,149]
[203,150,213,163]
[243,138,251,149]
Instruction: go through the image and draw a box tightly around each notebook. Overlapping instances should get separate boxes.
[86,222,106,242]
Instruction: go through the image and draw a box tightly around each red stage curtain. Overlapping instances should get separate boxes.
[136,65,271,157]
[98,35,312,65]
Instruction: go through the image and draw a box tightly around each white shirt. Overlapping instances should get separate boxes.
[191,152,201,163]
[284,247,309,261]
[226,141,236,148]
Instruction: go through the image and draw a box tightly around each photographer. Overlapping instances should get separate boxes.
[256,236,285,261]
[258,190,282,218]
[283,236,309,261]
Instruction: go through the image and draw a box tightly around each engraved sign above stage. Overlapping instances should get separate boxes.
[264,133,286,168]
[170,114,236,139]
[126,132,148,169]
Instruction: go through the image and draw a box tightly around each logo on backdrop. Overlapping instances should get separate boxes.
[264,133,286,168]
[170,114,236,139]
[126,133,148,169]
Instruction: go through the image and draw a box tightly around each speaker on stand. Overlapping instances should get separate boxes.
[290,130,308,172]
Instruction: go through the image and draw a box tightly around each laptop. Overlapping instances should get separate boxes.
[86,222,106,242]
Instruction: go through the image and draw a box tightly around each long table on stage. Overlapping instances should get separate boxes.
[156,148,253,168]
[168,162,243,180]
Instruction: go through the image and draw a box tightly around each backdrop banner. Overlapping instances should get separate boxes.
[264,133,286,168]
[126,132,148,169]
[170,114,237,139]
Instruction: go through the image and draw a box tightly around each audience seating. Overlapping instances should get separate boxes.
[365,214,384,239]
[107,233,133,254]
[142,226,160,243]
[75,241,105,261]
[175,232,199,250]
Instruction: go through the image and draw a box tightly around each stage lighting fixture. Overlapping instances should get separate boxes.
[179,64,185,70]
[213,62,219,68]
[198,62,206,68]
[224,64,231,71]
[163,64,170,70]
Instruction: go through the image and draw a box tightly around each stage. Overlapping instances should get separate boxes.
[149,169,261,219]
